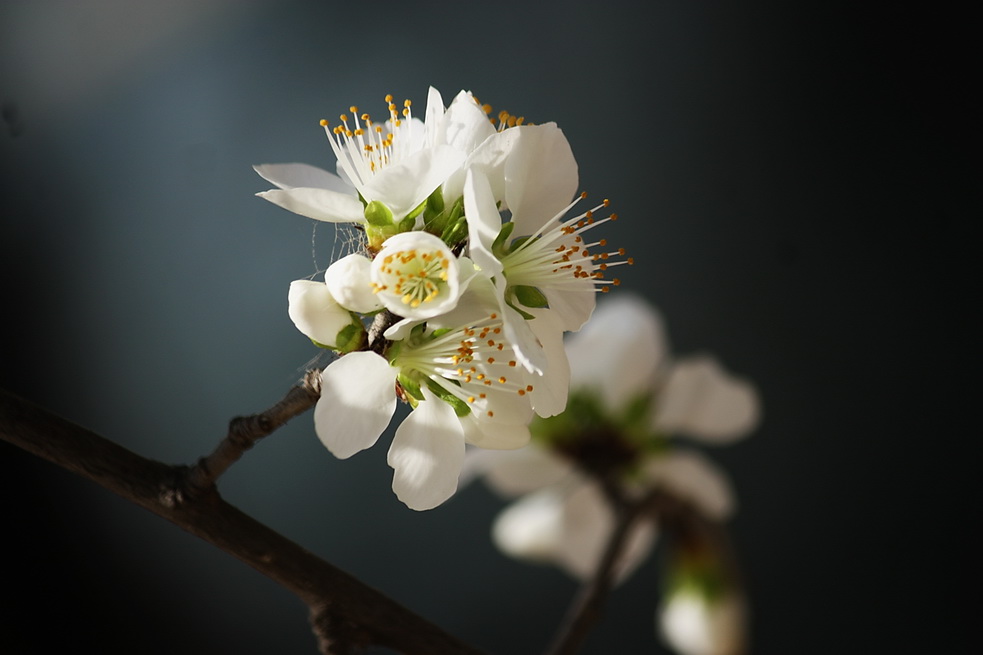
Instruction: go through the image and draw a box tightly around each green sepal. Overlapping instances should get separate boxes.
[492,221,516,258]
[404,198,427,223]
[398,372,425,402]
[309,338,335,350]
[386,339,403,365]
[426,186,445,215]
[397,215,416,232]
[334,319,366,354]
[441,215,469,247]
[425,378,471,417]
[509,235,535,252]
[504,295,536,320]
[514,284,549,308]
[364,200,394,226]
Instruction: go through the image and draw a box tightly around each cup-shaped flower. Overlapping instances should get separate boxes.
[370,231,464,320]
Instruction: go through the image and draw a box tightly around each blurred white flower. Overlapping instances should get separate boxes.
[660,586,747,655]
[471,294,759,579]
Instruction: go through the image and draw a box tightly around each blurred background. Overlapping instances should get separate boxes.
[0,1,973,653]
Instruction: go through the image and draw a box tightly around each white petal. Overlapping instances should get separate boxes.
[324,254,382,313]
[655,356,760,443]
[565,293,669,411]
[641,450,736,520]
[314,352,397,459]
[438,90,497,155]
[253,163,352,193]
[443,128,516,204]
[256,187,365,223]
[524,308,570,417]
[464,168,505,277]
[659,590,747,655]
[502,303,549,375]
[387,389,465,510]
[504,124,579,237]
[478,446,574,497]
[492,487,568,564]
[424,86,446,149]
[556,481,657,583]
[461,413,531,450]
[543,281,596,333]
[362,145,466,219]
[287,280,353,347]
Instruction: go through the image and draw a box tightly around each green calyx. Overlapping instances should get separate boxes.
[364,200,394,226]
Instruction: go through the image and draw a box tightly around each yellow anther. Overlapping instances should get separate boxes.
[319,118,329,126]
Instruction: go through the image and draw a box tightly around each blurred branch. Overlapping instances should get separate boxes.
[0,386,485,655]
[544,487,659,655]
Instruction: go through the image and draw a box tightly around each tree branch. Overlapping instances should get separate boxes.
[0,387,485,655]
[183,369,321,496]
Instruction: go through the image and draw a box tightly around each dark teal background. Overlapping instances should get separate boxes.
[1,1,973,653]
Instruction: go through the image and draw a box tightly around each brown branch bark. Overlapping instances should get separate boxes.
[0,387,486,655]
[183,369,322,496]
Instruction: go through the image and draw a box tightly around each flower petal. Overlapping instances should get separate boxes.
[464,168,505,277]
[654,356,760,443]
[362,145,466,219]
[565,293,669,411]
[438,90,497,156]
[387,389,465,510]
[314,352,397,459]
[492,486,568,564]
[461,413,531,450]
[324,254,382,313]
[504,124,579,237]
[641,450,736,520]
[659,589,747,655]
[253,163,352,193]
[256,187,365,223]
[555,481,657,583]
[524,308,570,418]
[287,280,353,347]
[476,445,573,497]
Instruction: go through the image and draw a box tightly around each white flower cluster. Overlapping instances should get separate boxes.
[467,294,759,655]
[255,88,629,510]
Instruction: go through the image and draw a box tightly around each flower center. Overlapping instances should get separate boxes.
[503,193,633,295]
[396,313,533,419]
[319,94,416,187]
[374,248,450,309]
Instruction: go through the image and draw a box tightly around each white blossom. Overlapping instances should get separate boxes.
[660,587,747,655]
[471,294,759,578]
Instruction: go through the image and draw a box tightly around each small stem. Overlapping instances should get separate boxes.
[183,369,321,496]
[544,489,656,655]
